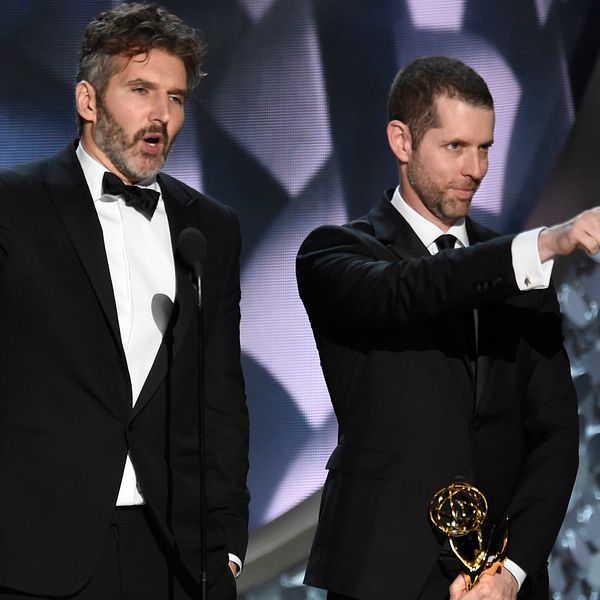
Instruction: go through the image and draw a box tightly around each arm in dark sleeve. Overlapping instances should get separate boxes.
[297,223,520,331]
[500,288,578,578]
[204,209,250,563]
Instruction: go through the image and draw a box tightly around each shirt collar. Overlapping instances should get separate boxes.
[390,186,470,251]
[75,141,160,202]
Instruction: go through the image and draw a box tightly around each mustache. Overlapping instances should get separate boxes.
[452,179,480,189]
[131,125,169,147]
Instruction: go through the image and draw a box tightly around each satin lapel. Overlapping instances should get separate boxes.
[132,174,199,418]
[43,146,123,355]
[371,192,475,405]
[369,191,429,260]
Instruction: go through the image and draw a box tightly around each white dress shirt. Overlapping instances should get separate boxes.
[76,143,176,506]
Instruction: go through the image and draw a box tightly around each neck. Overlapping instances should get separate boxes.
[79,129,136,184]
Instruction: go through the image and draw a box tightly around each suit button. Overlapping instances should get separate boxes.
[127,423,134,432]
[472,417,482,431]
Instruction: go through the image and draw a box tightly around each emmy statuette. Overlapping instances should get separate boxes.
[429,481,509,590]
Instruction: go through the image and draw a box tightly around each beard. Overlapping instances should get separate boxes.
[93,100,173,182]
[407,155,477,225]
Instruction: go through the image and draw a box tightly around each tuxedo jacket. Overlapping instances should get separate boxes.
[0,143,249,596]
[296,191,578,599]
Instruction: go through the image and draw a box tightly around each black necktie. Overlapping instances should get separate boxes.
[102,172,160,219]
[435,234,457,252]
[435,234,477,375]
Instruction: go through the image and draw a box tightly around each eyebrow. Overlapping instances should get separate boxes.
[443,137,494,147]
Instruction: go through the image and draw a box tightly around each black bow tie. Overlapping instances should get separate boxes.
[102,172,160,219]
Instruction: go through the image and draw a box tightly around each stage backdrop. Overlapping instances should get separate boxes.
[0,1,599,597]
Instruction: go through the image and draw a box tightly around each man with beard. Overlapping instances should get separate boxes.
[0,4,248,600]
[297,56,593,599]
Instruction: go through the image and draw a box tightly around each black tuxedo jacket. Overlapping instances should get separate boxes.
[0,144,249,596]
[297,191,578,599]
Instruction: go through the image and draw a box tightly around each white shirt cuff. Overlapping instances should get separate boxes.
[511,227,553,291]
[228,553,242,577]
[503,557,527,591]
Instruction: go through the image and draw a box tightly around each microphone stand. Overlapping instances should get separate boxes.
[177,228,208,599]
[191,267,208,600]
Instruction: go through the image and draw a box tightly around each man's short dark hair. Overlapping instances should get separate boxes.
[387,56,493,149]
[77,3,204,102]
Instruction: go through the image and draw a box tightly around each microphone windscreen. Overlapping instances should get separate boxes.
[178,228,207,277]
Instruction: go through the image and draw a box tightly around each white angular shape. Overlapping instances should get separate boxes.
[263,417,338,522]
[240,158,347,429]
[208,1,332,197]
[407,0,466,31]
[535,0,553,27]
[239,0,277,22]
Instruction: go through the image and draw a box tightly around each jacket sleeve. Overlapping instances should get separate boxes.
[496,287,578,579]
[203,208,250,563]
[296,223,519,332]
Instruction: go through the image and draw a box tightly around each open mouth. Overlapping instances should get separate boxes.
[144,135,161,147]
[141,134,165,156]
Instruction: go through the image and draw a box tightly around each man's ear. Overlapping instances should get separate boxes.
[75,81,98,125]
[387,120,412,163]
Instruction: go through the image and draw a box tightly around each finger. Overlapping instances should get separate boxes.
[573,212,600,254]
[575,232,600,256]
[449,573,468,600]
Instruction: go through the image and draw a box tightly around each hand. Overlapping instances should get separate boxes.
[539,207,600,261]
[449,572,471,599]
[228,560,239,577]
[449,565,518,600]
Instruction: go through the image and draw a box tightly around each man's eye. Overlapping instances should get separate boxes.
[447,142,460,150]
[170,95,184,105]
[133,87,146,94]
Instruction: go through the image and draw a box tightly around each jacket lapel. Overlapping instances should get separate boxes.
[369,191,476,406]
[43,144,125,364]
[369,191,430,260]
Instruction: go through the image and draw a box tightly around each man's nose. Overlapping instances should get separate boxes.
[148,94,170,124]
[462,149,486,181]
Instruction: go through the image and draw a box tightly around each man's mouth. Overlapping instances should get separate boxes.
[141,133,166,155]
[451,186,477,201]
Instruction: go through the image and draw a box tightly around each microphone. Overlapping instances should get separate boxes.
[178,227,207,278]
[177,226,209,599]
